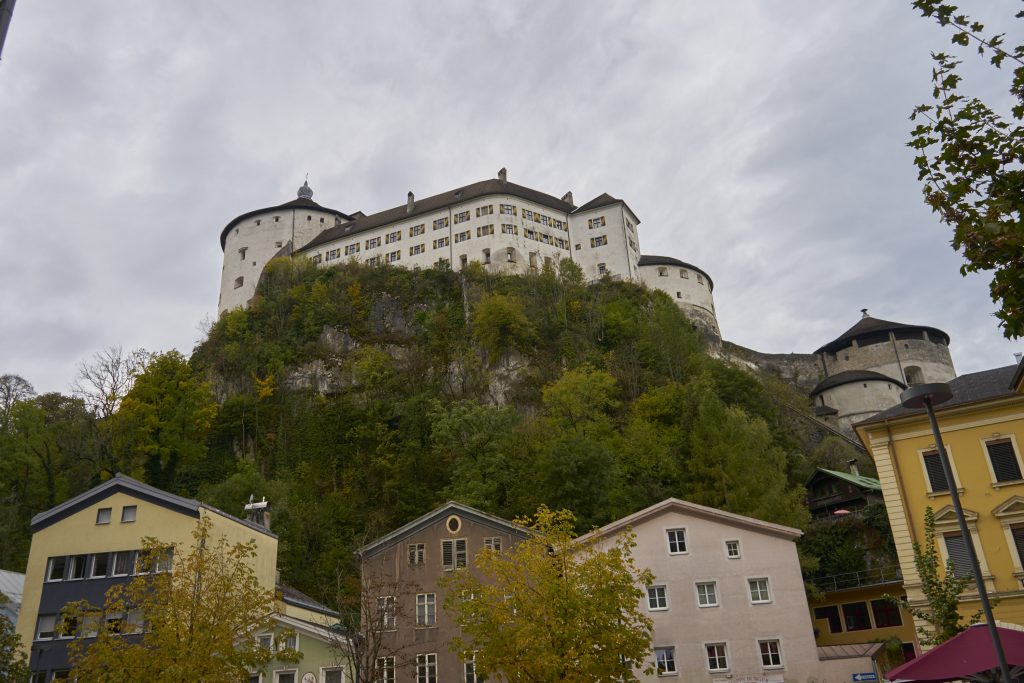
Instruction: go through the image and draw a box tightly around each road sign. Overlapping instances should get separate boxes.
[852,674,878,682]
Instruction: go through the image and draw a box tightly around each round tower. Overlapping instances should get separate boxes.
[636,255,720,338]
[218,181,350,314]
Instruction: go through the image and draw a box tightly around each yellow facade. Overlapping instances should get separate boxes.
[856,375,1024,636]
[809,583,917,648]
[15,487,278,658]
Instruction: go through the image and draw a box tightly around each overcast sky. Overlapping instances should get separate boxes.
[2,1,1022,394]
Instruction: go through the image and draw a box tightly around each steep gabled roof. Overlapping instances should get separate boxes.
[277,583,339,618]
[358,501,530,558]
[815,314,949,354]
[576,497,802,545]
[298,178,576,254]
[806,468,882,492]
[220,196,352,250]
[637,255,714,291]
[30,473,276,538]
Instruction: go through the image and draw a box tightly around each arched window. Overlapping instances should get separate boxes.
[905,366,924,385]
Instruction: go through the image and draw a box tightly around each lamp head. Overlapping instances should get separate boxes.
[900,383,953,409]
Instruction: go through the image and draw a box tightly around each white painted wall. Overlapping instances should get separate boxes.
[638,263,719,336]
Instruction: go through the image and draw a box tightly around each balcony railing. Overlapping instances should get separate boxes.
[811,565,903,593]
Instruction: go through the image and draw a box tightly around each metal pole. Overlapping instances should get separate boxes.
[923,396,1015,683]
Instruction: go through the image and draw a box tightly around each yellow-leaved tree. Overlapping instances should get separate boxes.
[62,517,292,682]
[443,506,655,682]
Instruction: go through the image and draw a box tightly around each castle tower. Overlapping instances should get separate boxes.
[810,310,956,434]
[636,255,720,338]
[218,180,350,314]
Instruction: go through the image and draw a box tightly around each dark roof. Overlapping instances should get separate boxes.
[806,468,882,491]
[219,197,352,250]
[572,192,619,213]
[359,501,530,558]
[277,583,339,618]
[298,178,577,254]
[815,315,950,354]
[637,255,714,291]
[810,370,905,396]
[858,364,1021,426]
[30,473,277,538]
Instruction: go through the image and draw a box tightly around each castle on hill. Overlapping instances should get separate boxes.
[217,173,957,438]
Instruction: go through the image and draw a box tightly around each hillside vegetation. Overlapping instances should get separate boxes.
[0,258,865,601]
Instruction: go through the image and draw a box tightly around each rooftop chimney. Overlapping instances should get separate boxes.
[561,191,574,206]
[243,494,272,530]
[498,167,507,184]
[860,308,869,318]
[406,191,415,213]
[847,459,860,477]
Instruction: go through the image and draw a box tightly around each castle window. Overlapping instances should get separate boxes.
[676,292,681,299]
[239,247,247,260]
[483,248,491,264]
[454,211,471,224]
[460,255,468,268]
[658,267,668,277]
[696,274,704,285]
[255,220,260,226]
[597,263,607,275]
[234,276,244,289]
[320,217,325,224]
[499,204,516,215]
[307,215,312,220]
[410,244,425,256]
[410,224,426,237]
[590,236,608,248]
[506,248,515,263]
[905,366,924,385]
[680,269,688,278]
[433,217,449,230]
[274,216,279,223]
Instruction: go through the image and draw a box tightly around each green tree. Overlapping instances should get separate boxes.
[443,506,654,682]
[910,1,1024,336]
[0,594,29,683]
[63,517,290,682]
[472,293,537,363]
[901,506,983,644]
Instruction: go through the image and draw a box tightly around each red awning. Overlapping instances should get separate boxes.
[886,624,1024,682]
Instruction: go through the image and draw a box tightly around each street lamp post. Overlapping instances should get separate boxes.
[900,383,1015,683]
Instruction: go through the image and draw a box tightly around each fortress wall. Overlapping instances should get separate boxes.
[822,335,955,383]
[719,341,824,394]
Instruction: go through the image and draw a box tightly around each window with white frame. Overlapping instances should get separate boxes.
[654,646,676,675]
[484,537,502,552]
[647,585,668,610]
[705,643,728,672]
[409,543,425,565]
[385,250,401,263]
[36,614,56,640]
[378,595,396,630]
[748,578,771,603]
[666,529,687,554]
[985,438,1023,483]
[921,450,951,492]
[112,550,132,577]
[46,556,67,582]
[96,507,112,525]
[323,668,344,683]
[258,633,273,651]
[367,256,381,266]
[597,262,607,274]
[275,671,296,683]
[92,553,110,578]
[759,639,782,668]
[416,653,437,683]
[696,581,718,607]
[376,656,396,683]
[68,554,87,580]
[416,593,436,626]
[725,540,740,558]
[477,224,494,237]
[588,216,606,229]
[464,652,479,683]
[442,538,468,570]
[943,532,973,578]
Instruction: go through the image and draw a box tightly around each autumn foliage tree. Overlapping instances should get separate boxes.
[443,506,654,682]
[63,517,288,682]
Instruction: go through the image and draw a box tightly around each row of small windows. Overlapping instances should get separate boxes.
[36,607,145,642]
[374,652,478,683]
[655,266,707,286]
[922,437,1023,494]
[46,547,173,582]
[253,215,327,227]
[96,505,136,525]
[407,537,502,570]
[654,639,783,676]
[813,598,903,633]
[665,528,742,559]
[647,577,770,610]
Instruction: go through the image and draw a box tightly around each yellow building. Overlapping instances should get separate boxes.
[855,363,1024,636]
[15,473,347,683]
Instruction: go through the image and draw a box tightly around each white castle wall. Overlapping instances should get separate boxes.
[638,263,719,337]
[817,379,906,435]
[821,335,956,386]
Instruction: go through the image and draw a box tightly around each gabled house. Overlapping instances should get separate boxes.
[805,464,884,519]
[358,502,530,683]
[578,498,878,682]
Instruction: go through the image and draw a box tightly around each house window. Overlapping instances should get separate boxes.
[871,598,902,627]
[454,211,471,224]
[310,254,323,265]
[345,243,361,256]
[442,538,468,570]
[705,643,728,672]
[476,205,494,217]
[590,236,608,247]
[696,581,718,607]
[410,244,425,256]
[234,276,244,289]
[501,223,517,235]
[96,507,112,525]
[416,653,437,683]
[922,450,950,492]
[676,292,681,298]
[654,646,677,675]
[433,217,449,230]
[409,543,425,565]
[943,533,973,578]
[748,578,771,603]
[725,540,740,558]
[92,553,110,578]
[258,634,273,651]
[68,554,87,580]
[464,652,479,683]
[46,556,67,582]
[597,262,607,275]
[378,596,396,630]
[666,529,687,554]
[323,669,344,683]
[647,585,668,610]
[588,216,606,229]
[477,224,495,237]
[986,438,1023,483]
[814,605,842,633]
[433,237,449,249]
[416,593,436,626]
[842,601,871,631]
[759,639,782,668]
[366,237,382,249]
[455,230,471,243]
[121,505,137,523]
[410,224,426,236]
[385,250,401,263]
[1012,525,1024,572]
[376,656,396,683]
[36,614,56,640]
[499,204,516,215]
[275,672,296,683]
[484,537,501,552]
[273,217,279,223]
[112,550,133,577]
[386,230,402,244]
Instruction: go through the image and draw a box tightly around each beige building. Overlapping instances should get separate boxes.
[358,501,531,683]
[579,498,877,683]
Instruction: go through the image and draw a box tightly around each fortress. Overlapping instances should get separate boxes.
[218,170,956,437]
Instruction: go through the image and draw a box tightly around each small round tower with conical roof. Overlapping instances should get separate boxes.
[810,310,956,434]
